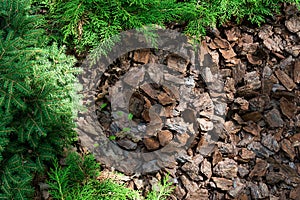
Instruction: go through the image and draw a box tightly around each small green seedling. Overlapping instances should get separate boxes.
[99,103,108,110]
[109,135,116,140]
[128,113,133,120]
[122,127,131,132]
[93,143,99,147]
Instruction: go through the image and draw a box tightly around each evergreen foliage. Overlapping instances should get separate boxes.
[184,0,300,38]
[145,174,174,200]
[47,152,140,200]
[1,0,300,199]
[33,0,299,54]
[0,0,80,198]
[47,152,175,200]
[39,0,193,53]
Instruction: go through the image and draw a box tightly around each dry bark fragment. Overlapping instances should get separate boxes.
[208,39,218,50]
[225,27,241,41]
[244,71,261,90]
[296,114,300,128]
[265,108,284,128]
[180,175,199,194]
[213,158,238,179]
[219,48,236,60]
[213,37,230,49]
[143,137,160,151]
[280,97,296,119]
[190,189,209,200]
[285,16,300,33]
[157,92,175,105]
[212,149,223,166]
[294,60,300,83]
[196,137,216,156]
[133,49,150,63]
[289,185,300,200]
[263,36,283,52]
[243,43,259,54]
[167,55,188,74]
[157,130,173,146]
[208,49,220,65]
[221,69,232,78]
[248,141,274,158]
[234,97,249,111]
[266,171,285,185]
[247,54,262,65]
[117,139,137,150]
[249,182,269,199]
[258,25,273,40]
[238,33,253,47]
[162,85,179,101]
[275,55,294,70]
[129,93,145,118]
[275,69,296,91]
[232,113,246,125]
[140,83,160,99]
[181,161,201,181]
[262,79,273,95]
[227,57,241,66]
[123,67,145,87]
[200,158,212,179]
[273,51,285,59]
[238,166,249,178]
[249,95,270,112]
[286,45,300,57]
[211,177,233,191]
[197,118,214,131]
[242,111,263,122]
[224,77,236,101]
[228,180,245,198]
[261,134,280,152]
[291,132,300,140]
[142,110,150,122]
[280,139,296,160]
[240,148,256,160]
[224,121,241,135]
[174,185,186,200]
[291,133,300,149]
[243,122,261,137]
[249,158,268,178]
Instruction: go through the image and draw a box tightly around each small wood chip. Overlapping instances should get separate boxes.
[249,158,268,178]
[275,69,296,91]
[213,37,230,49]
[281,139,296,160]
[225,27,241,41]
[212,177,233,191]
[243,122,261,136]
[158,92,175,105]
[219,48,236,59]
[247,54,262,65]
[285,16,300,33]
[133,49,150,63]
[290,185,300,200]
[242,111,263,122]
[265,108,284,128]
[294,60,300,83]
[280,97,296,119]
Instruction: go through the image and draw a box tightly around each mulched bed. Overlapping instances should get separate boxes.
[95,48,211,154]
[38,3,300,200]
[90,4,300,200]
